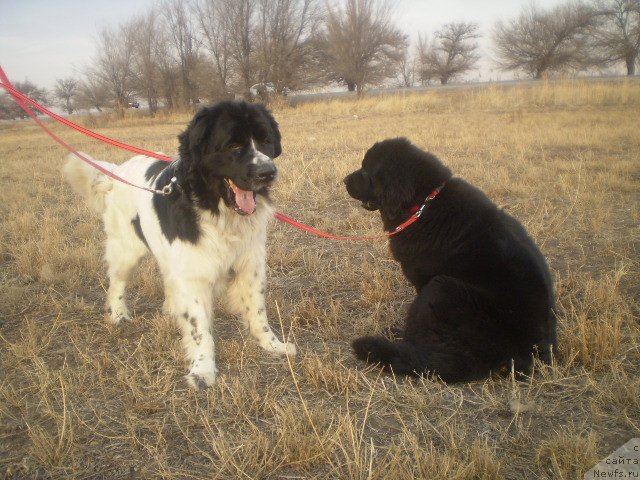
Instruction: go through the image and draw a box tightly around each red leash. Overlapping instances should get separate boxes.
[273,212,414,241]
[273,212,396,241]
[0,66,437,240]
[0,68,173,195]
[0,70,172,162]
[274,181,444,241]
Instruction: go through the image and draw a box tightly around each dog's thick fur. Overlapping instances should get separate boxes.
[344,138,557,382]
[64,101,295,389]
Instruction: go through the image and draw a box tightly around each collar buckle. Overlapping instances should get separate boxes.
[159,176,178,196]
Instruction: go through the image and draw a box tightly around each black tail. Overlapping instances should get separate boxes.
[352,335,425,376]
[352,335,490,382]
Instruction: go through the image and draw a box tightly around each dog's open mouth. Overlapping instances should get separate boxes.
[226,179,256,215]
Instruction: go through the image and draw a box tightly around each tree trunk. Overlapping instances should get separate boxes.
[626,54,636,76]
[115,93,128,117]
[147,94,157,115]
[347,81,355,92]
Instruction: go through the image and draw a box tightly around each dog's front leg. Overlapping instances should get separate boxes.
[172,278,218,389]
[227,254,296,356]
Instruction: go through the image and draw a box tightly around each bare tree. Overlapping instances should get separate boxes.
[76,76,109,112]
[255,0,323,93]
[54,78,79,114]
[197,0,323,99]
[89,25,137,115]
[163,0,201,108]
[221,0,258,97]
[416,34,433,85]
[419,22,480,85]
[492,2,597,79]
[397,45,416,87]
[0,80,49,120]
[317,0,407,95]
[591,0,640,75]
[0,94,14,121]
[130,9,164,113]
[156,54,176,113]
[195,0,232,98]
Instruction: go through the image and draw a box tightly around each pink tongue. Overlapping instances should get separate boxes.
[231,183,256,214]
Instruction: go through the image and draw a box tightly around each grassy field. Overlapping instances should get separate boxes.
[0,79,638,479]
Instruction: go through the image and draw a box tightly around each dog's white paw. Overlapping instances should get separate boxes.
[185,368,217,390]
[282,342,297,356]
[186,358,218,389]
[106,306,131,324]
[261,338,296,356]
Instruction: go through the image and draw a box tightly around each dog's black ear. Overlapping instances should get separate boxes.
[271,122,282,158]
[256,104,282,158]
[178,107,215,159]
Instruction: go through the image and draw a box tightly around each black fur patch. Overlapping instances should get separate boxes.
[131,215,149,250]
[145,160,168,182]
[152,166,200,244]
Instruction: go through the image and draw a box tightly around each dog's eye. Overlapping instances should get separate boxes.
[361,170,374,186]
[228,143,244,152]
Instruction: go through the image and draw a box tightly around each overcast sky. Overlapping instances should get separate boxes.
[0,0,565,91]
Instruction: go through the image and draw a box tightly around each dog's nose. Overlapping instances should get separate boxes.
[255,163,277,182]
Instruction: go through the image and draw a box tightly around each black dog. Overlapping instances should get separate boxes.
[344,138,557,382]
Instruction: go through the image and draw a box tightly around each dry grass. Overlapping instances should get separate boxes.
[0,79,638,479]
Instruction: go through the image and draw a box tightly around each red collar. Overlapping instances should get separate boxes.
[274,180,448,240]
[392,180,447,234]
[409,181,447,215]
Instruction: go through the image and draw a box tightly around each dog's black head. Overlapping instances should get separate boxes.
[344,138,451,220]
[177,101,282,215]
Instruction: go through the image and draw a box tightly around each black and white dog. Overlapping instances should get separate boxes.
[64,101,295,389]
[345,138,557,382]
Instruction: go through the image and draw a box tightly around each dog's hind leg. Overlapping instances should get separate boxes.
[352,334,488,382]
[352,336,424,375]
[353,276,497,382]
[103,219,147,324]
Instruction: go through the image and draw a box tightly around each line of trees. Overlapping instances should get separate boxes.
[1,0,638,119]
